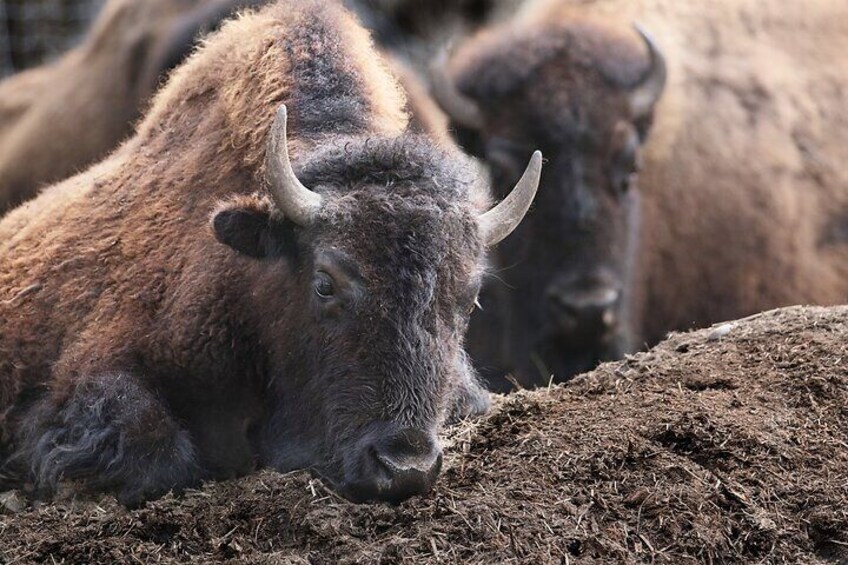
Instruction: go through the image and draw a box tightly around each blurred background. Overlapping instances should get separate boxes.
[0,0,107,77]
[0,0,524,77]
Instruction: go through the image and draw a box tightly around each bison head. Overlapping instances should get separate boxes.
[431,20,666,387]
[210,106,541,502]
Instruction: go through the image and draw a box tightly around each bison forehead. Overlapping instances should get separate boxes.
[454,19,652,103]
[295,134,479,200]
[325,192,482,282]
[293,135,485,307]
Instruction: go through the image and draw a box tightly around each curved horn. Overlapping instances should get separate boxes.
[479,150,543,246]
[265,104,322,225]
[628,24,667,118]
[429,49,485,130]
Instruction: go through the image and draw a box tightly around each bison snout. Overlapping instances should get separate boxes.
[345,427,442,504]
[547,283,621,337]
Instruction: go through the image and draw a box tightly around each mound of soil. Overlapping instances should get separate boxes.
[2,305,847,563]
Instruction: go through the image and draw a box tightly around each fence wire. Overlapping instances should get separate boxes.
[0,0,105,78]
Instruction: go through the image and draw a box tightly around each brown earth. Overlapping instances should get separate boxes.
[1,305,847,564]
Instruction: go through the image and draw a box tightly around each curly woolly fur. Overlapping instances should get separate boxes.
[0,0,491,505]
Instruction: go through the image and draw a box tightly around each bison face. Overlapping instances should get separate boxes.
[212,176,483,504]
[433,21,666,388]
[209,107,541,502]
[473,118,642,386]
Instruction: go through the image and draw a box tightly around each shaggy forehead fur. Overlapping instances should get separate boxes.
[301,135,485,294]
[298,135,478,197]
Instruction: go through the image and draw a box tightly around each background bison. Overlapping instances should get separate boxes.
[431,6,666,389]
[0,0,264,214]
[431,0,848,388]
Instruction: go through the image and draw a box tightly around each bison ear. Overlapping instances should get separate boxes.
[211,198,298,260]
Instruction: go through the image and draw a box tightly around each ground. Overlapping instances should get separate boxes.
[1,305,847,564]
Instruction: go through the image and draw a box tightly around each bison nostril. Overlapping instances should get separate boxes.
[375,447,442,476]
[346,428,443,503]
[375,428,442,476]
[548,285,621,334]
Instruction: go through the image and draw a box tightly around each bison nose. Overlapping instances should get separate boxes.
[549,285,620,335]
[348,428,443,504]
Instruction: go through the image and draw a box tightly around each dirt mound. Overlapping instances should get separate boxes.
[2,305,847,564]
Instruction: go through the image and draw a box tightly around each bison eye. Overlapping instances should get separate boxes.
[612,146,642,194]
[486,137,530,184]
[610,123,643,195]
[314,272,335,299]
[619,171,638,194]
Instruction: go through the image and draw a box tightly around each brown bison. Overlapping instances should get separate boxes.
[0,0,265,215]
[433,0,848,388]
[431,6,665,388]
[0,0,541,505]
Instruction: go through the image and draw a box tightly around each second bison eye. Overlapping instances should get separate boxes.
[610,122,642,195]
[314,272,335,299]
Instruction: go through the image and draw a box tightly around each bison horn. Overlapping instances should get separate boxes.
[429,49,485,130]
[265,104,323,225]
[479,150,543,246]
[628,24,667,118]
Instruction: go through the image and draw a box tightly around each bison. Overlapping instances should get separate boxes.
[430,6,665,388]
[0,0,541,505]
[0,0,265,215]
[432,0,848,388]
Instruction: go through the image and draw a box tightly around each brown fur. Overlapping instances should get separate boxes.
[450,0,848,387]
[522,0,848,344]
[383,52,453,146]
[0,0,263,215]
[0,0,493,504]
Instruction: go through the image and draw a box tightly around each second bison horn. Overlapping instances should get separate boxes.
[629,24,668,118]
[479,151,543,246]
[429,49,485,130]
[265,104,323,225]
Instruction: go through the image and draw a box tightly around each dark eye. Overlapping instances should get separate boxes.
[611,144,642,194]
[610,124,642,194]
[619,170,638,194]
[314,272,335,299]
[488,148,522,181]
